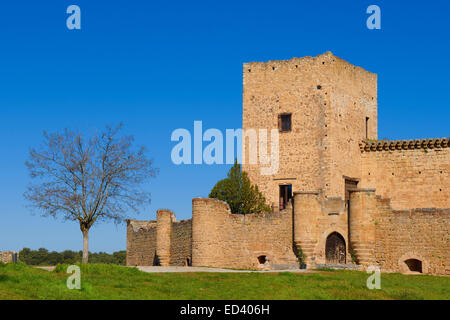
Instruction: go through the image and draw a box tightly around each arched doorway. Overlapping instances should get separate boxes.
[325,232,346,264]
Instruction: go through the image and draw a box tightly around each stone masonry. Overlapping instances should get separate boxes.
[126,52,449,275]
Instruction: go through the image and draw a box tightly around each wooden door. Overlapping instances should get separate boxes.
[325,232,346,264]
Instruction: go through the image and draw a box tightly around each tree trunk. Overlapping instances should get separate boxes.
[82,229,89,264]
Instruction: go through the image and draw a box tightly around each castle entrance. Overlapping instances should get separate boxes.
[279,184,292,210]
[325,232,346,264]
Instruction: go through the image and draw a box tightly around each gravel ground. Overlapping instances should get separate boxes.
[135,266,313,273]
[32,265,314,273]
[34,266,56,271]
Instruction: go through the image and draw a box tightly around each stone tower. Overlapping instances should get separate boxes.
[242,51,378,205]
[242,52,378,265]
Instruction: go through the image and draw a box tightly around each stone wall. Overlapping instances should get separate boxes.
[242,54,325,206]
[126,194,449,275]
[347,188,450,275]
[360,139,449,210]
[169,219,192,266]
[126,220,157,266]
[325,55,377,199]
[126,213,192,267]
[374,199,450,276]
[192,198,298,269]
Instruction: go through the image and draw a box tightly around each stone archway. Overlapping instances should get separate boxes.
[398,252,428,274]
[325,232,346,264]
[404,259,422,273]
[313,227,348,265]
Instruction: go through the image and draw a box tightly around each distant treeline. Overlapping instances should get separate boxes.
[19,248,126,266]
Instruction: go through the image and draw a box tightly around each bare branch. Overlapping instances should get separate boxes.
[24,123,158,236]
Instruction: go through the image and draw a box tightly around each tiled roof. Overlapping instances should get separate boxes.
[359,138,449,152]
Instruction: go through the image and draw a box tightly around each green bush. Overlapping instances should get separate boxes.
[209,160,271,214]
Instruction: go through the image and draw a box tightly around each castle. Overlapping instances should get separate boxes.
[127,52,449,275]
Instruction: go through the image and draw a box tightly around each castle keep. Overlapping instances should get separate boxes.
[127,52,449,275]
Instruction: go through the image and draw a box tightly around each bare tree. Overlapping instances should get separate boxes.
[24,124,157,263]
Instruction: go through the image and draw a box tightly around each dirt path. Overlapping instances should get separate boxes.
[33,265,314,273]
[136,266,313,273]
[34,266,56,271]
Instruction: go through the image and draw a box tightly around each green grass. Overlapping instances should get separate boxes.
[0,262,448,300]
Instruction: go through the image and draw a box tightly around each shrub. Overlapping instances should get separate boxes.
[209,160,271,214]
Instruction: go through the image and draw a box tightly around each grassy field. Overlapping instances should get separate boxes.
[0,263,448,300]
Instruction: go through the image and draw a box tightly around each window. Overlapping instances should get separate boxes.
[365,117,369,139]
[279,184,292,210]
[278,113,292,132]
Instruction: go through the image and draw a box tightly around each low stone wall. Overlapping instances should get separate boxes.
[192,198,297,270]
[126,215,192,267]
[374,201,450,276]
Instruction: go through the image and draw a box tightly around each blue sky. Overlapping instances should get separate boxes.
[0,1,448,253]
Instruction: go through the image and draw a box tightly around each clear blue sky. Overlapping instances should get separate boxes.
[0,1,448,253]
